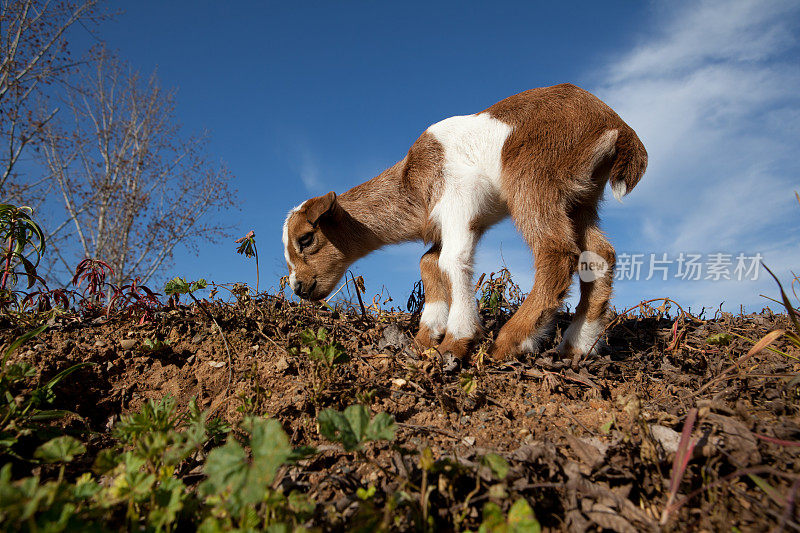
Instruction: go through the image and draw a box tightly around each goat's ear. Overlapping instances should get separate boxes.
[305,191,337,226]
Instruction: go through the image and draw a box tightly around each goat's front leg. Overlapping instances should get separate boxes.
[435,226,481,361]
[414,245,450,349]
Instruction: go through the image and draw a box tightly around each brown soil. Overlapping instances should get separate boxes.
[3,294,799,532]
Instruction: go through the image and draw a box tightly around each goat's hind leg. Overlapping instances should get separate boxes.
[489,209,578,360]
[559,226,615,357]
[414,245,450,349]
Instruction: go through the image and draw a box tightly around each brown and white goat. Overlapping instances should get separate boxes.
[282,84,647,362]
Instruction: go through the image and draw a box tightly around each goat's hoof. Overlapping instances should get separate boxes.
[413,325,441,350]
[437,333,471,363]
[556,338,609,359]
[487,339,515,362]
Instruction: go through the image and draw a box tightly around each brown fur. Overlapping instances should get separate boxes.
[283,83,647,362]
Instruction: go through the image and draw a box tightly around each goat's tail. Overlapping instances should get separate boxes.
[608,125,648,202]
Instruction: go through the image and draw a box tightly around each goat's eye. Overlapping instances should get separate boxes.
[298,232,314,250]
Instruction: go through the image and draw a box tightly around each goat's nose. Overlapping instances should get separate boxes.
[293,279,317,299]
[294,279,317,298]
[292,280,305,297]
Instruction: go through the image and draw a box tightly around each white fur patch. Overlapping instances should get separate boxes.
[611,180,627,203]
[518,319,556,354]
[281,201,306,276]
[427,113,513,340]
[557,316,605,355]
[420,300,449,336]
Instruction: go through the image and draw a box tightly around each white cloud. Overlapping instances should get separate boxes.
[591,0,800,310]
[298,148,323,192]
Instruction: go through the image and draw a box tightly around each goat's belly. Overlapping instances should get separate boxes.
[427,112,513,233]
[430,178,509,233]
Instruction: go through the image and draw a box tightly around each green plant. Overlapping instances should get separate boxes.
[0,205,49,320]
[0,205,45,293]
[291,327,349,404]
[92,396,229,531]
[0,325,91,459]
[297,327,348,368]
[474,499,541,533]
[234,230,259,294]
[0,437,101,532]
[317,404,396,452]
[140,337,171,354]
[198,416,315,531]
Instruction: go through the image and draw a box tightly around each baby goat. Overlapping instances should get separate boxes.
[282,84,647,362]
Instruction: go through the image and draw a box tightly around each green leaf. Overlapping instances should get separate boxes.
[1,324,47,370]
[318,405,396,451]
[318,409,358,451]
[481,453,510,480]
[478,499,540,533]
[200,417,293,509]
[148,477,186,529]
[460,372,477,395]
[164,276,190,295]
[287,490,315,518]
[365,412,397,442]
[247,417,292,490]
[706,333,733,346]
[344,404,370,442]
[200,439,248,498]
[34,436,86,463]
[599,416,615,434]
[190,278,208,292]
[507,499,541,533]
[356,485,377,501]
[478,502,505,533]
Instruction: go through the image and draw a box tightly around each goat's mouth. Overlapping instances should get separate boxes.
[292,278,318,300]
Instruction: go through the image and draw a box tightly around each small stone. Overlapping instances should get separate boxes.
[119,339,137,350]
[94,339,106,348]
[207,360,225,368]
[462,436,476,446]
[391,378,407,389]
[275,357,289,372]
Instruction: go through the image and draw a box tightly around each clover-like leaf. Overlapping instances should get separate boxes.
[34,435,86,463]
[318,405,396,451]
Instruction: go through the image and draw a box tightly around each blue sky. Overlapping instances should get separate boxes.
[78,0,800,313]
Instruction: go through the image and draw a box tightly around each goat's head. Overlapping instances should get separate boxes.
[282,191,350,300]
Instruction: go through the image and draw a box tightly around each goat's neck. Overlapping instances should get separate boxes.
[332,159,426,261]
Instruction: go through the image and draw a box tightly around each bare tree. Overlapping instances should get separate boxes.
[0,0,102,201]
[38,47,236,286]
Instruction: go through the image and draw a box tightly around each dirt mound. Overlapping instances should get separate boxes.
[3,294,799,531]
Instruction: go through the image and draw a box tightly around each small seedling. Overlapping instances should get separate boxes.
[297,327,349,368]
[140,337,171,354]
[291,327,350,404]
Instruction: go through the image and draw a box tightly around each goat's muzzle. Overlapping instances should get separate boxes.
[292,279,317,300]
